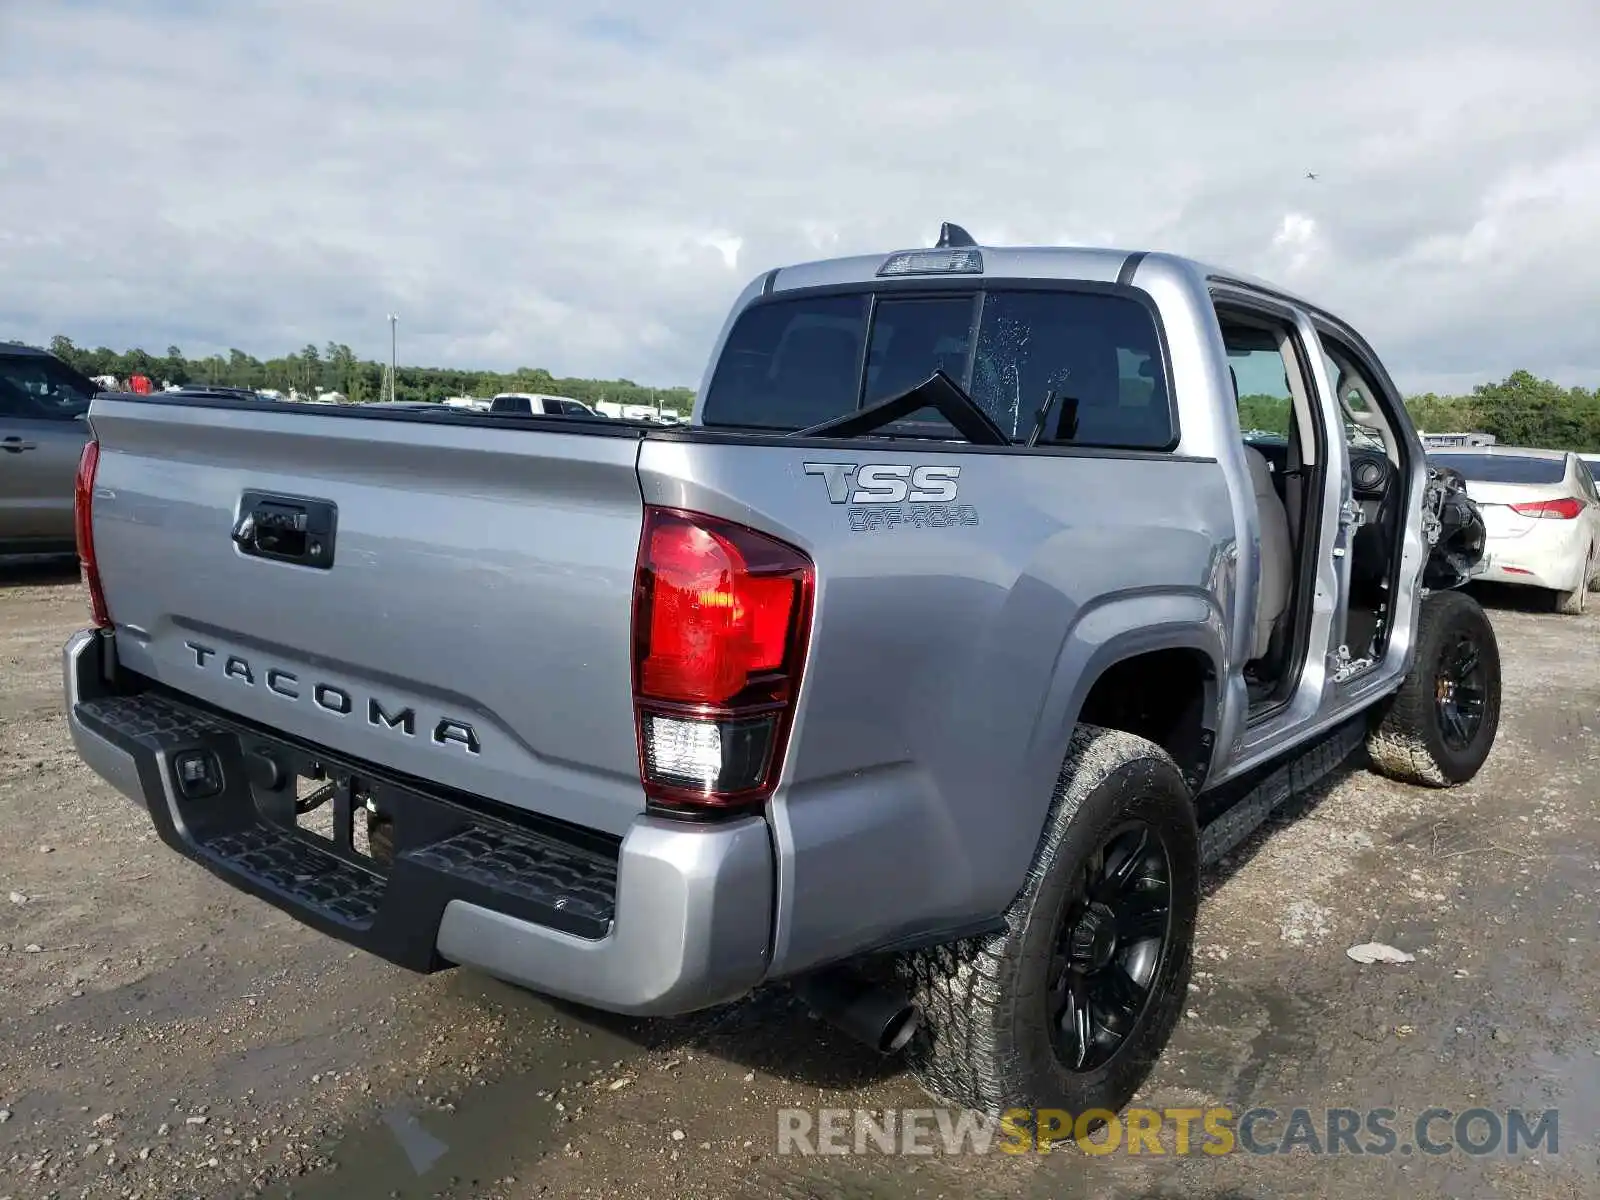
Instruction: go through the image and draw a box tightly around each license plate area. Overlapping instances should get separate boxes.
[239,741,431,878]
[83,686,623,949]
[292,767,388,870]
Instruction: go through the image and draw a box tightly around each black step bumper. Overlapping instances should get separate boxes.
[63,628,774,1016]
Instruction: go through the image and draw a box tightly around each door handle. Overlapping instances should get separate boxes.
[233,491,338,569]
[1,436,38,453]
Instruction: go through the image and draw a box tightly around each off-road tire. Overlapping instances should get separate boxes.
[1367,589,1501,787]
[895,725,1199,1117]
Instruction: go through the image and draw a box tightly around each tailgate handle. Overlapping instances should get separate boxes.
[233,491,338,569]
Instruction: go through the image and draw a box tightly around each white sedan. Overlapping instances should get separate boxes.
[1428,447,1600,615]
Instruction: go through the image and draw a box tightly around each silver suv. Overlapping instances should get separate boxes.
[487,392,603,418]
[0,343,96,558]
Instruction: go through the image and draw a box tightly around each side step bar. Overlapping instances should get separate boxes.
[1198,718,1368,866]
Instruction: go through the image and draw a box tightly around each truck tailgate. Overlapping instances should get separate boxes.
[87,398,649,836]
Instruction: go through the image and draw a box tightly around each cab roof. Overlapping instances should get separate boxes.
[758,223,1315,311]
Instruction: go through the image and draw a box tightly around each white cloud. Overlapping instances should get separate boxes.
[695,233,744,272]
[0,0,1597,393]
[1270,213,1321,276]
[799,221,840,253]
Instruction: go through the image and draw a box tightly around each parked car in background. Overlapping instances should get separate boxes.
[0,342,97,559]
[1428,446,1600,613]
[487,392,604,418]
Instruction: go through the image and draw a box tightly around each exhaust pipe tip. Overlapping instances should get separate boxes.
[793,967,920,1056]
[876,1002,919,1055]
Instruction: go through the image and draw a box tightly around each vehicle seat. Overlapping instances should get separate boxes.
[1242,445,1293,662]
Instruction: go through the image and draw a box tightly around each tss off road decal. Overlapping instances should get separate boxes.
[803,462,980,531]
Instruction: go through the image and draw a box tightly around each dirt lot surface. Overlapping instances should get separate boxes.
[2,563,1597,1200]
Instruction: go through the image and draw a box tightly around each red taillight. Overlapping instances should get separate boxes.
[74,439,111,629]
[1510,497,1584,520]
[632,506,814,813]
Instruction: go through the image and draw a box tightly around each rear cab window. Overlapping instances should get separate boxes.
[1429,454,1567,485]
[700,287,1174,450]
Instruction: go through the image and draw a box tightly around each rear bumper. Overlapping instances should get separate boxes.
[63,628,774,1017]
[1478,544,1580,592]
[1480,527,1590,592]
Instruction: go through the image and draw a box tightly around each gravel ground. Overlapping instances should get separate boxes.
[1,562,1596,1200]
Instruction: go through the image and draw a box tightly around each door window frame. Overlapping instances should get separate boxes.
[1210,286,1334,718]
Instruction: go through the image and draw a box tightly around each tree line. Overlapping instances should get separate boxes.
[44,336,698,414]
[36,337,1600,450]
[1234,369,1600,451]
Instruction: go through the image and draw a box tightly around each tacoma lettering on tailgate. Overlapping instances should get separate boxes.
[182,640,481,754]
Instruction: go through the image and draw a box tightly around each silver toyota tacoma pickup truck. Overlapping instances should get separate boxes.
[63,226,1498,1117]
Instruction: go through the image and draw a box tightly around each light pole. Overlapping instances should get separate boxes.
[387,313,398,403]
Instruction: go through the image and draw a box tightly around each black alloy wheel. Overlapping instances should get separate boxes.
[1434,629,1488,753]
[1047,820,1173,1073]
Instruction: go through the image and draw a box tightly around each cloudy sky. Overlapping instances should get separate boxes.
[2,0,1596,393]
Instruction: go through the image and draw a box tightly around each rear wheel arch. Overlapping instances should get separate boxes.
[1033,591,1229,791]
[966,593,1225,929]
[1072,642,1222,792]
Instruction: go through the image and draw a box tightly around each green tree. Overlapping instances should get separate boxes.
[49,334,81,369]
[299,344,322,393]
[1468,370,1598,450]
[226,349,254,388]
[162,345,190,386]
[326,343,357,396]
[1236,394,1291,435]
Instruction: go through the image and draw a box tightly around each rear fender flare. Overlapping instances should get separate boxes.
[1023,587,1229,818]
